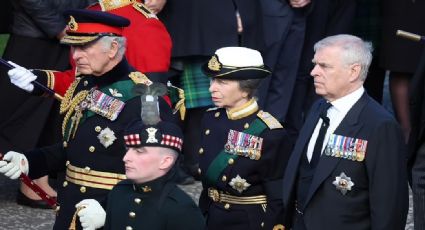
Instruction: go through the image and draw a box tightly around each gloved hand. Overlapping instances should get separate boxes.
[76,199,106,230]
[0,151,29,179]
[7,61,37,92]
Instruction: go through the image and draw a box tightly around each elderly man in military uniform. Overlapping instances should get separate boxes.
[0,9,173,230]
[197,47,292,230]
[72,115,205,229]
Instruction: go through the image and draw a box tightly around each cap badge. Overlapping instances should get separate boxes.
[97,127,117,148]
[145,127,158,143]
[68,16,78,32]
[208,55,222,72]
[332,172,354,195]
[229,175,251,193]
[109,88,123,98]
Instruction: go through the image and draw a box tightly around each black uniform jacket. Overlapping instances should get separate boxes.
[198,100,292,230]
[104,169,205,230]
[25,59,173,230]
[282,93,408,230]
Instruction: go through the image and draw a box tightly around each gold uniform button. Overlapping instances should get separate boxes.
[228,158,235,165]
[89,146,95,152]
[63,141,68,148]
[126,227,133,230]
[65,161,70,166]
[95,126,102,132]
[199,148,204,154]
[84,167,91,173]
[205,129,210,135]
[198,168,202,175]
[80,186,86,193]
[214,112,220,118]
[244,123,250,129]
[224,203,230,209]
[63,181,68,187]
[129,212,136,218]
[134,198,142,204]
[221,175,227,182]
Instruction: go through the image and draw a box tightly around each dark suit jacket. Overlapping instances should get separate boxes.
[282,93,408,230]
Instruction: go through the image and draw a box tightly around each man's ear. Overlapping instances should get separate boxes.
[159,154,175,170]
[348,63,362,82]
[108,40,119,58]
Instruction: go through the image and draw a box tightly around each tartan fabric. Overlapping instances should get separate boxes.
[161,134,183,151]
[181,58,213,109]
[352,0,381,51]
[124,134,141,146]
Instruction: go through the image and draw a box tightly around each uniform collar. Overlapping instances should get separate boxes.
[226,98,258,120]
[91,57,133,88]
[132,168,176,195]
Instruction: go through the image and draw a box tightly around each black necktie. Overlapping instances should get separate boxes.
[310,102,332,168]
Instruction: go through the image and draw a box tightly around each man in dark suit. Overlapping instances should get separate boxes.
[257,0,310,124]
[282,34,408,230]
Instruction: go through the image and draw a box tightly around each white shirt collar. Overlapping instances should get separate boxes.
[329,87,364,115]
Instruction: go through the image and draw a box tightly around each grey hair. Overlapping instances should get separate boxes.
[238,78,263,98]
[314,34,373,81]
[98,36,127,58]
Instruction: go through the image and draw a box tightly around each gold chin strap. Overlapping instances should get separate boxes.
[68,205,86,230]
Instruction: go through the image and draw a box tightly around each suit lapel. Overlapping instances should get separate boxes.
[303,93,370,208]
[283,101,324,205]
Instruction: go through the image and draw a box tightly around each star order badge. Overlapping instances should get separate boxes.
[332,172,354,195]
[229,175,251,193]
[97,127,117,148]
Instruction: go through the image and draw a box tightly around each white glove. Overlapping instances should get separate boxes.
[7,61,37,92]
[76,199,106,230]
[0,151,29,179]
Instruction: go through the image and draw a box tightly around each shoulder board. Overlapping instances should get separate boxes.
[207,107,219,112]
[257,110,283,130]
[129,71,153,85]
[132,2,158,19]
[98,0,132,11]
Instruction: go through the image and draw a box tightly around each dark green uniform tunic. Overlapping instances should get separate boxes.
[25,58,173,230]
[104,170,205,230]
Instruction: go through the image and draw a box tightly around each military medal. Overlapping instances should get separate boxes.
[224,130,263,160]
[87,89,125,121]
[229,175,251,193]
[332,172,354,195]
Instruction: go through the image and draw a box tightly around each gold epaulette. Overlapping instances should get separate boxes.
[99,0,133,11]
[129,72,152,85]
[207,107,219,112]
[132,2,158,19]
[257,110,283,130]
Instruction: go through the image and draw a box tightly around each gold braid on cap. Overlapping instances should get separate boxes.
[68,16,78,31]
[208,55,222,72]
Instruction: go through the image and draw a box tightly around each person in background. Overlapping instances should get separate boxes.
[380,0,425,142]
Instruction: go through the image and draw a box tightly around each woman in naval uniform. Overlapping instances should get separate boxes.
[197,47,292,230]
